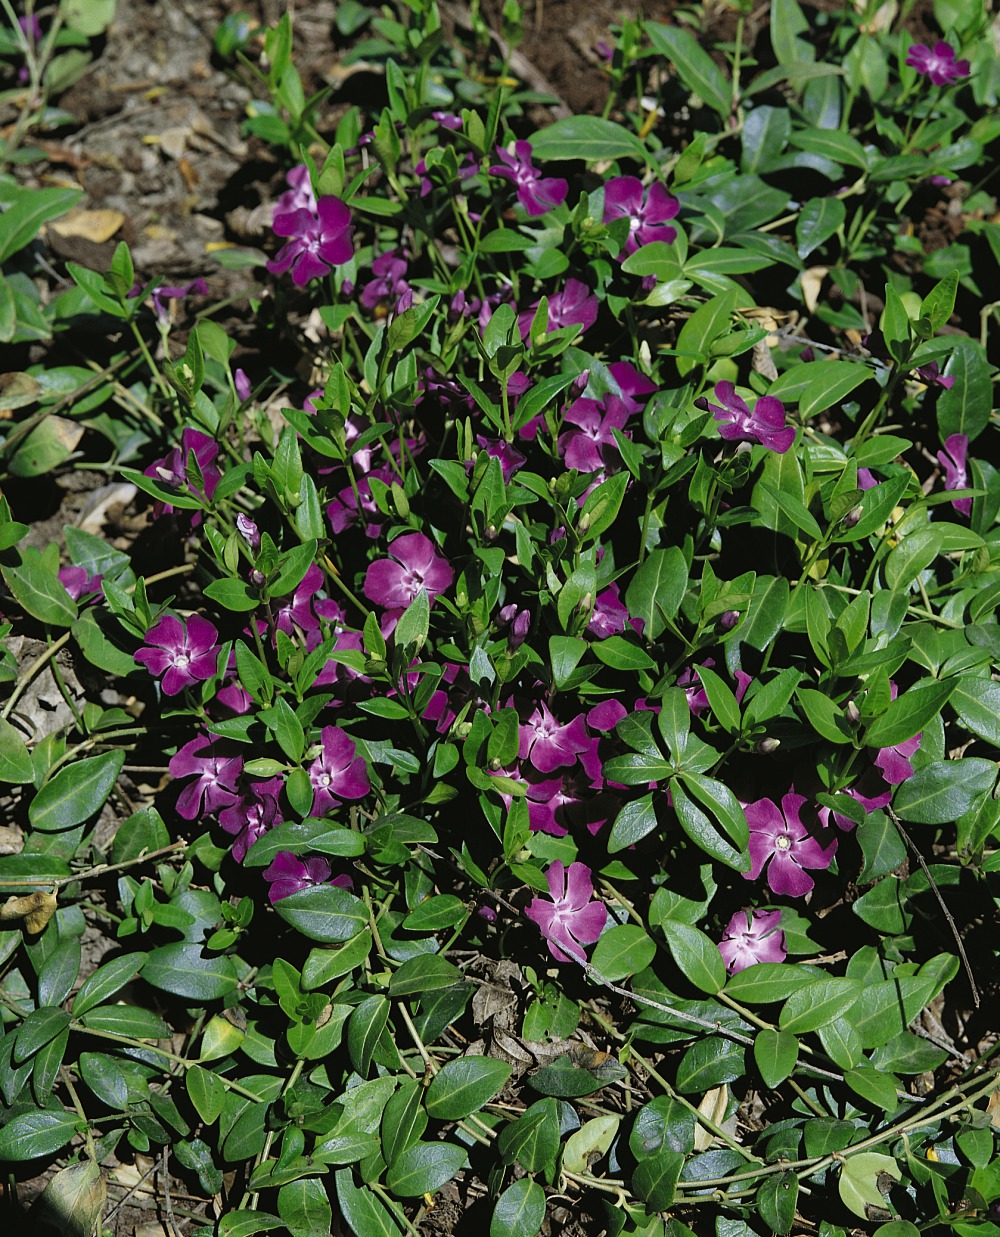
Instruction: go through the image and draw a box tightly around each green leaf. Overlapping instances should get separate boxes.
[754,1029,799,1087]
[0,719,34,783]
[646,23,731,118]
[389,955,464,997]
[864,677,955,748]
[742,105,790,174]
[633,1146,684,1210]
[625,547,688,641]
[738,575,789,652]
[937,337,991,442]
[278,1179,333,1237]
[769,0,814,68]
[529,1054,607,1098]
[921,270,959,332]
[681,774,749,849]
[2,548,78,626]
[787,127,867,168]
[661,920,726,994]
[608,794,658,853]
[273,885,368,942]
[671,779,750,873]
[187,1064,227,1125]
[780,978,864,1033]
[838,1152,900,1220]
[335,1169,403,1237]
[72,951,148,1016]
[402,895,466,932]
[797,688,853,744]
[425,1056,512,1120]
[796,196,845,260]
[243,819,366,867]
[394,587,430,651]
[724,962,814,1003]
[693,664,741,732]
[143,944,239,1000]
[758,1171,798,1235]
[950,677,1000,745]
[491,1178,545,1237]
[381,1079,427,1166]
[498,1099,560,1172]
[0,187,83,264]
[384,1141,465,1196]
[892,758,996,824]
[591,925,656,982]
[798,359,873,421]
[348,996,390,1076]
[527,115,648,163]
[30,751,124,831]
[580,472,629,543]
[217,1213,284,1237]
[79,1005,170,1039]
[15,1008,71,1062]
[0,1109,80,1160]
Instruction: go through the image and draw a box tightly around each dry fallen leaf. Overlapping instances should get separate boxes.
[1,891,59,933]
[801,265,830,314]
[694,1084,732,1151]
[0,372,43,413]
[49,208,125,244]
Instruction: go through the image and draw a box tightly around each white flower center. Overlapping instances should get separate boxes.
[774,834,792,852]
[174,653,190,669]
[319,774,331,787]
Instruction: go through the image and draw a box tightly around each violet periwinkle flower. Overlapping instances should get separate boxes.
[718,909,786,975]
[263,851,334,903]
[496,603,531,649]
[744,790,837,897]
[473,436,526,483]
[906,41,970,86]
[607,361,658,413]
[307,725,370,816]
[587,699,628,733]
[937,433,971,516]
[432,110,463,130]
[914,361,955,389]
[720,609,741,631]
[135,613,220,696]
[145,427,221,515]
[678,661,751,716]
[602,176,680,256]
[219,777,283,863]
[363,532,454,610]
[267,196,354,287]
[236,513,260,553]
[360,251,412,315]
[873,733,921,785]
[59,566,102,602]
[274,562,329,636]
[519,278,598,341]
[274,164,318,217]
[587,585,630,639]
[525,861,607,963]
[558,394,631,473]
[168,734,243,820]
[696,382,795,454]
[857,467,878,491]
[519,702,591,774]
[135,278,208,325]
[818,782,892,833]
[488,140,568,217]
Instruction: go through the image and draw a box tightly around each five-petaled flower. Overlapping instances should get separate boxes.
[263,851,333,903]
[696,382,796,454]
[145,427,221,516]
[307,725,370,816]
[519,702,591,774]
[168,734,243,819]
[267,196,354,287]
[937,433,971,516]
[602,176,680,256]
[364,532,454,610]
[525,861,607,963]
[135,614,220,696]
[744,789,837,897]
[906,41,970,86]
[718,909,786,975]
[488,140,568,217]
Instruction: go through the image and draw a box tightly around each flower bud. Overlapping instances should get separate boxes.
[234,368,251,402]
[756,737,781,755]
[236,513,261,553]
[694,396,710,411]
[578,512,591,533]
[720,609,740,630]
[842,504,863,529]
[489,757,502,772]
[844,699,861,727]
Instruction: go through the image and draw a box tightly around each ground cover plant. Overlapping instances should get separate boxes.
[1,0,1000,1234]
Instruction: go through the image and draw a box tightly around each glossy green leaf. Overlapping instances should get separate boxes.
[0,1109,80,1160]
[384,1140,465,1196]
[29,751,124,831]
[591,925,656,982]
[892,758,996,824]
[72,951,148,1016]
[491,1178,545,1237]
[647,23,730,118]
[425,1056,512,1120]
[754,1028,799,1087]
[274,884,368,942]
[661,920,726,994]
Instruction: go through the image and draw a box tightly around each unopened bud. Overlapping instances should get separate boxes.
[756,737,781,755]
[694,396,710,411]
[578,592,593,615]
[489,757,502,772]
[236,513,260,553]
[484,524,498,542]
[843,504,863,529]
[720,609,740,630]
[845,700,861,727]
[250,568,266,587]
[578,513,591,533]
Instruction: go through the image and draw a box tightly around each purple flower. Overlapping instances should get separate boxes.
[914,361,955,389]
[488,141,568,217]
[525,861,607,963]
[360,251,412,315]
[135,613,220,696]
[263,851,333,903]
[678,660,751,716]
[496,604,531,649]
[906,41,970,86]
[558,394,631,473]
[234,369,252,402]
[937,433,971,516]
[602,176,680,256]
[432,110,463,130]
[308,725,370,815]
[219,777,283,862]
[519,702,591,774]
[267,196,354,287]
[133,278,208,325]
[873,733,921,785]
[145,428,221,516]
[519,278,598,341]
[857,468,878,491]
[744,790,837,897]
[587,585,630,639]
[59,566,102,602]
[696,382,795,454]
[275,165,318,217]
[473,436,526,483]
[718,909,786,975]
[168,734,243,820]
[363,532,454,610]
[236,513,260,553]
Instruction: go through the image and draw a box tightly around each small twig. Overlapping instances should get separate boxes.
[887,805,980,1008]
[162,1146,181,1237]
[104,1158,160,1223]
